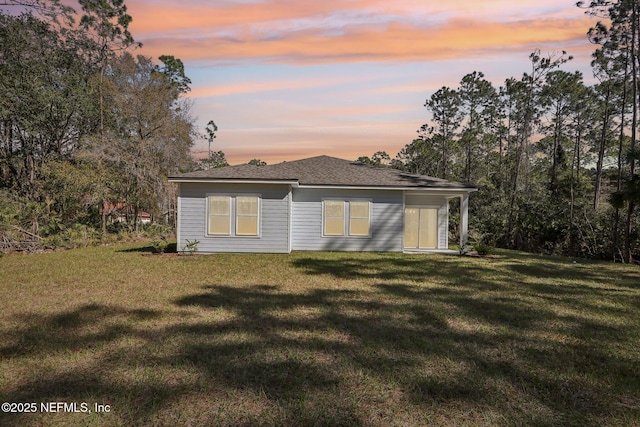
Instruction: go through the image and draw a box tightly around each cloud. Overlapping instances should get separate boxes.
[126,0,375,34]
[135,12,594,65]
[190,75,361,97]
[126,0,599,165]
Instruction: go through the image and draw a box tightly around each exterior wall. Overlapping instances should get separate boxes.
[404,193,449,249]
[291,188,404,251]
[177,183,290,253]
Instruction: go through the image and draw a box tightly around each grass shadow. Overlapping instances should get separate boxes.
[1,250,639,426]
[117,242,178,254]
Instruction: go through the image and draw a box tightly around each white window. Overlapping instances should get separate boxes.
[349,201,370,236]
[323,200,370,237]
[207,195,260,237]
[208,196,231,235]
[236,196,259,236]
[324,200,345,236]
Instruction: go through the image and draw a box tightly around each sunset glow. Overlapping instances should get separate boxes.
[93,1,601,163]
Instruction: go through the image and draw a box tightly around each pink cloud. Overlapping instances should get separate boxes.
[135,13,595,65]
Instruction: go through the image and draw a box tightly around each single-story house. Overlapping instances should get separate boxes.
[168,155,477,254]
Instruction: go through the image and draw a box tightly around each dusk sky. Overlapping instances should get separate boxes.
[94,0,599,164]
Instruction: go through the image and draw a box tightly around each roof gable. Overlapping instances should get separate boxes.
[169,155,476,190]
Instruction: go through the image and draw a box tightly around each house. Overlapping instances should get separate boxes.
[168,155,477,253]
[101,203,152,225]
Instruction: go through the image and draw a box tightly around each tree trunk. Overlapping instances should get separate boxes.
[101,200,108,235]
[614,44,630,259]
[625,0,638,264]
[594,85,611,209]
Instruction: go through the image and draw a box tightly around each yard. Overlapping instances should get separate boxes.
[0,244,639,426]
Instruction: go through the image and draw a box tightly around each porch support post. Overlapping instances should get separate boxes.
[459,193,469,254]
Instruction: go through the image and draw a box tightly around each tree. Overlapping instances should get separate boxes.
[590,46,628,209]
[357,151,390,166]
[79,52,195,233]
[394,138,442,177]
[1,0,198,238]
[205,120,218,167]
[0,12,95,198]
[78,0,140,141]
[457,72,499,183]
[500,51,572,246]
[422,86,462,179]
[248,159,266,166]
[581,0,640,262]
[158,55,191,95]
[199,151,228,170]
[0,0,75,25]
[371,151,391,165]
[538,70,586,193]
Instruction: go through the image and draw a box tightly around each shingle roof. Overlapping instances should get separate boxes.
[169,155,476,190]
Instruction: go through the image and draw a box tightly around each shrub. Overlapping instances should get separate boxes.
[475,242,493,256]
[59,224,101,249]
[181,239,200,255]
[141,223,174,239]
[469,231,494,256]
[151,238,168,254]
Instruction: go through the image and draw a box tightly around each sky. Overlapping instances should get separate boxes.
[95,0,600,164]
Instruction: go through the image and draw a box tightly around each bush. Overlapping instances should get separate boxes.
[469,230,494,256]
[475,242,493,256]
[57,224,101,249]
[181,239,200,255]
[141,223,174,239]
[151,238,168,254]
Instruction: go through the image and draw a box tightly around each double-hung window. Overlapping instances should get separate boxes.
[324,200,345,236]
[208,196,231,235]
[323,199,371,237]
[348,201,370,236]
[236,196,259,235]
[207,195,260,237]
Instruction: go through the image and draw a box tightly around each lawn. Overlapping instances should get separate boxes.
[0,243,639,426]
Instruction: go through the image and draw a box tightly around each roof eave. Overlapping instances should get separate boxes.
[296,184,478,192]
[168,178,300,186]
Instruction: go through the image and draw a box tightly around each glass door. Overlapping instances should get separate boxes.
[404,207,438,249]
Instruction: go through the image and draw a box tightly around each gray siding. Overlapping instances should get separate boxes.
[177,183,290,253]
[291,188,403,251]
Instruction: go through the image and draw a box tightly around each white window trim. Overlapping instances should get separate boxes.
[322,198,372,238]
[322,200,345,236]
[207,195,232,236]
[206,193,261,238]
[235,195,260,236]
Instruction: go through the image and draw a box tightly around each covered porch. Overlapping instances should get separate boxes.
[402,191,472,254]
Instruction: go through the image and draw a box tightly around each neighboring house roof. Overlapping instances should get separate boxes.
[169,155,476,190]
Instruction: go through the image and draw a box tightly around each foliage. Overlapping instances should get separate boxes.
[357,151,391,166]
[0,1,197,240]
[199,150,229,170]
[474,242,492,256]
[51,224,102,249]
[181,238,200,255]
[248,158,267,166]
[469,231,494,256]
[140,223,174,239]
[151,238,168,254]
[387,42,639,261]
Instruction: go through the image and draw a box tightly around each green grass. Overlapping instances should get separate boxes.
[0,243,639,426]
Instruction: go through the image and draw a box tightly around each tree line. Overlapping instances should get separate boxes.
[2,0,638,261]
[359,1,640,262]
[0,0,196,243]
